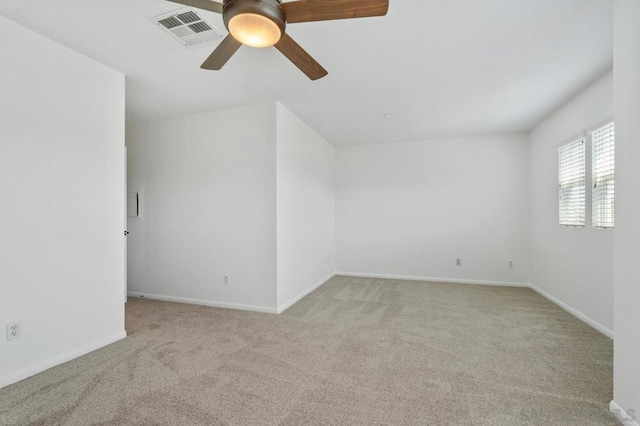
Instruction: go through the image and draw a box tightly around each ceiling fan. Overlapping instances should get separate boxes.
[167,0,389,80]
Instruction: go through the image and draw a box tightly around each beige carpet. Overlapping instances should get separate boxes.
[0,276,616,425]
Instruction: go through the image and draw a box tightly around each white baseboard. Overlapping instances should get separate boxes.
[0,330,127,389]
[529,283,613,339]
[130,274,612,340]
[277,273,335,314]
[610,400,639,425]
[336,271,613,339]
[335,271,531,288]
[127,292,278,314]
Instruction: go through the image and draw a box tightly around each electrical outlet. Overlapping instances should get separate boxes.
[509,261,514,269]
[223,275,230,286]
[6,322,22,341]
[456,258,462,267]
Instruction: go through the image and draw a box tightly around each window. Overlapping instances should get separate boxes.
[558,138,586,227]
[592,122,615,228]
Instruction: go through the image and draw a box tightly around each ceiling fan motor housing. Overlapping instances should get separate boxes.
[223,0,286,36]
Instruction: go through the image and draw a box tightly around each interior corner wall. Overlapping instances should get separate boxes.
[276,103,336,312]
[126,103,278,312]
[529,70,614,334]
[335,134,531,285]
[0,16,126,387]
[613,0,640,418]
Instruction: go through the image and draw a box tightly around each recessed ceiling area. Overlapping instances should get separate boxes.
[0,0,612,146]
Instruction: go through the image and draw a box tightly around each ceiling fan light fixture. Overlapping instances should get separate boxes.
[228,13,281,48]
[222,0,286,48]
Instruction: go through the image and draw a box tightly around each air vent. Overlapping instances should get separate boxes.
[159,17,182,29]
[177,11,200,24]
[189,22,212,33]
[151,8,222,48]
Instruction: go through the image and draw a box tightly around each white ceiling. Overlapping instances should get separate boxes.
[0,0,612,146]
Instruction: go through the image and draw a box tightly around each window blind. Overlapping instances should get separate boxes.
[592,122,615,228]
[558,138,586,227]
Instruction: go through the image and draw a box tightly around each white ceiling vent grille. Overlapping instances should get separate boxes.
[151,8,222,48]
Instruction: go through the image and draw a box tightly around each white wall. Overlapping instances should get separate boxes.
[126,103,278,312]
[335,135,531,285]
[612,0,640,420]
[529,71,614,335]
[276,103,335,312]
[0,16,126,387]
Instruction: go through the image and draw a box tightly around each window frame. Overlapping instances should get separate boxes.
[558,134,587,228]
[589,120,615,230]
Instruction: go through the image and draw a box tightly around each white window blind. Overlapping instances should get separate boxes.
[592,122,615,228]
[558,138,586,227]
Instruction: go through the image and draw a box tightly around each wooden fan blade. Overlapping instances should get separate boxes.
[275,33,328,80]
[201,35,242,70]
[167,0,223,14]
[283,0,388,24]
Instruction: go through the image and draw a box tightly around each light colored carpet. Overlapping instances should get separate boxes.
[0,276,616,425]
